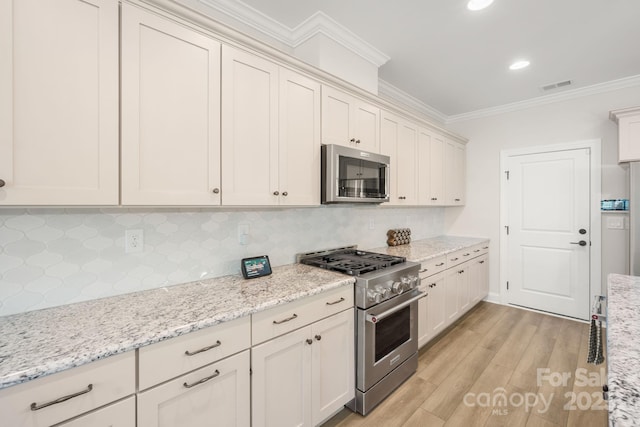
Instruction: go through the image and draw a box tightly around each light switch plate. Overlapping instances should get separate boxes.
[606,216,625,230]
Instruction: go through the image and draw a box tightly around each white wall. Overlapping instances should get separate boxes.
[0,206,444,316]
[445,85,640,301]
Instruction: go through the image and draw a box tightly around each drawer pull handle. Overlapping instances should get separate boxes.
[463,253,470,256]
[183,370,220,389]
[273,313,298,324]
[185,340,222,356]
[419,269,428,273]
[451,257,459,261]
[474,249,480,252]
[30,384,93,411]
[482,246,489,249]
[436,263,444,267]
[326,297,345,306]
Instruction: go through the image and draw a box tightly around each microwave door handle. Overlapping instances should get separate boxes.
[365,293,424,323]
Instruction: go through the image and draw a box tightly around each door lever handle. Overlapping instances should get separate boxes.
[570,240,587,246]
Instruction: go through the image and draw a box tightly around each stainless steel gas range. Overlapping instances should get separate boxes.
[299,246,422,415]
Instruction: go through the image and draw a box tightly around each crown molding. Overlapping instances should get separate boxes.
[378,79,448,123]
[291,12,390,67]
[198,0,389,67]
[447,74,640,123]
[198,0,291,45]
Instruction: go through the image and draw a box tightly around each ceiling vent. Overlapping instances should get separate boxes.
[540,80,573,92]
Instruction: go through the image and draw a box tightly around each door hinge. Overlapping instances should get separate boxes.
[505,170,510,180]
[507,281,509,290]
[249,368,252,376]
[505,225,509,235]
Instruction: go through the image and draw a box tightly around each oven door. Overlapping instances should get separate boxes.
[356,290,422,391]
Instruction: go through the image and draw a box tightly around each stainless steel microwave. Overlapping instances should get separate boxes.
[321,144,390,204]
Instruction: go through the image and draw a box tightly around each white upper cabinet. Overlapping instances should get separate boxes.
[610,106,640,163]
[444,139,466,206]
[121,4,221,205]
[222,46,321,206]
[0,0,119,205]
[322,85,380,153]
[278,68,321,206]
[418,129,445,205]
[380,111,418,205]
[221,46,279,206]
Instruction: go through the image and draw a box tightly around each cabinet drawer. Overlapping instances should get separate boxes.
[419,256,446,279]
[0,351,135,427]
[138,350,250,427]
[446,249,466,268]
[252,285,353,346]
[138,315,250,390]
[472,242,490,257]
[58,396,135,427]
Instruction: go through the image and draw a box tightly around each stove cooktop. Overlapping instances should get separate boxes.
[299,248,406,276]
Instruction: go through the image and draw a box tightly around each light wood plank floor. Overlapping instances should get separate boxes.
[322,302,608,427]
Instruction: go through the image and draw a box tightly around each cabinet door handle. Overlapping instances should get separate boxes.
[315,335,322,341]
[282,191,288,196]
[273,191,280,196]
[455,198,461,202]
[355,139,361,144]
[479,260,485,264]
[183,370,220,389]
[306,338,313,345]
[30,384,93,411]
[212,188,220,194]
[350,138,356,143]
[325,297,345,306]
[273,313,297,324]
[184,340,221,356]
[0,179,5,188]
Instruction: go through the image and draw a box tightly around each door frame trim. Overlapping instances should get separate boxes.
[499,139,602,319]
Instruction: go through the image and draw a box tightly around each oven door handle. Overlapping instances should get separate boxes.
[365,292,424,323]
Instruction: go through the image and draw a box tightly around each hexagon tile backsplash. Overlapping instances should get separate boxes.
[0,206,444,316]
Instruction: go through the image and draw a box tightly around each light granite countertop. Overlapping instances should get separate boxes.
[369,235,489,263]
[0,235,489,392]
[0,264,353,390]
[607,273,640,427]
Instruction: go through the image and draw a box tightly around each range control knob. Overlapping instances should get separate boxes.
[380,287,391,299]
[392,281,404,294]
[367,290,382,304]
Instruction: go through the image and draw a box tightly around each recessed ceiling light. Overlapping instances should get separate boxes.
[509,60,530,70]
[467,0,494,11]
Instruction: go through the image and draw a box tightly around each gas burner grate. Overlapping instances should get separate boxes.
[299,248,406,276]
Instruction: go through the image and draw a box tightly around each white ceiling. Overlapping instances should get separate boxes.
[222,0,640,119]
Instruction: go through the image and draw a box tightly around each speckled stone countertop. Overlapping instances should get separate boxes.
[369,235,489,263]
[607,274,640,427]
[0,264,353,390]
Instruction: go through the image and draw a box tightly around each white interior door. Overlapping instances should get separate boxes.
[506,148,591,320]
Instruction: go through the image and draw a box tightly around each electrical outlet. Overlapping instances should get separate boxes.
[238,224,250,245]
[125,229,144,253]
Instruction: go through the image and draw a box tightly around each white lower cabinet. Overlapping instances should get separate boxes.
[58,396,135,427]
[138,350,250,427]
[418,244,490,348]
[252,308,355,427]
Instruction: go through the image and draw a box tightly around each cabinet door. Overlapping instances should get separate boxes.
[418,129,445,205]
[381,112,417,205]
[352,100,380,153]
[417,295,429,348]
[138,350,250,427]
[444,139,466,205]
[311,309,355,425]
[121,4,221,205]
[618,113,640,162]
[458,264,470,313]
[396,121,418,204]
[321,85,352,147]
[222,46,279,205]
[279,69,321,206]
[470,254,489,303]
[444,268,460,323]
[0,0,118,205]
[59,396,135,427]
[252,327,312,427]
[426,274,446,340]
